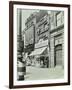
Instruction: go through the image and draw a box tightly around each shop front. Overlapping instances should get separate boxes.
[29,39,49,68]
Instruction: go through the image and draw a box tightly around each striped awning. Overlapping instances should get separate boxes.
[29,47,47,56]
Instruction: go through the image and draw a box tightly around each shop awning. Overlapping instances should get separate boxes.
[29,47,47,56]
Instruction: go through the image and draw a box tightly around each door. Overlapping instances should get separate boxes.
[55,45,62,66]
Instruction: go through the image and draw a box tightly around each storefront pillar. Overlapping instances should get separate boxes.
[50,37,55,67]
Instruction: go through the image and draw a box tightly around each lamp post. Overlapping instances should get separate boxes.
[17,9,25,80]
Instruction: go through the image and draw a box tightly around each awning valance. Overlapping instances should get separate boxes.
[29,47,47,56]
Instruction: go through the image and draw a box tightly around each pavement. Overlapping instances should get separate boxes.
[24,66,64,81]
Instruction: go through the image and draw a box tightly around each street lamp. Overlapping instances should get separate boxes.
[17,9,25,80]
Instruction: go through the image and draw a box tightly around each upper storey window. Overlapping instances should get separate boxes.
[56,11,64,27]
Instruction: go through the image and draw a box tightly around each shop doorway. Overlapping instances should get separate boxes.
[55,44,62,66]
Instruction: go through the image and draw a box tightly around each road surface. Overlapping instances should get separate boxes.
[24,66,64,80]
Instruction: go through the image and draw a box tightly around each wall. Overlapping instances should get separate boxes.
[0,0,72,90]
[50,11,64,67]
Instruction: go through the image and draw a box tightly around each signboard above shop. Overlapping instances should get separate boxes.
[35,39,48,49]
